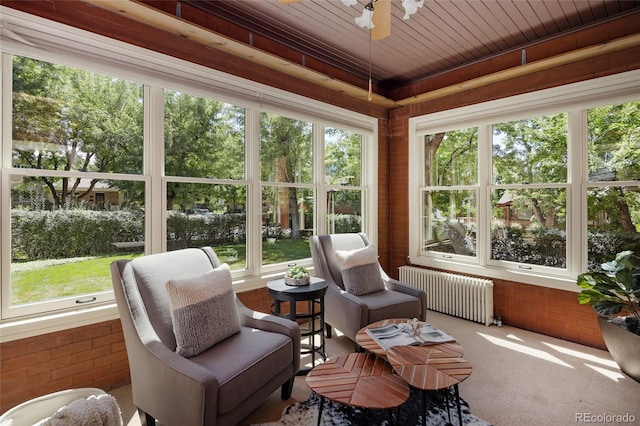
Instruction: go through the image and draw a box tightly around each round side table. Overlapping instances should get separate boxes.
[267,276,328,375]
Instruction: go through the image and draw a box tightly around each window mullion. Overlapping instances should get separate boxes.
[568,110,588,275]
[315,124,327,235]
[147,85,164,254]
[477,124,491,266]
[246,108,261,277]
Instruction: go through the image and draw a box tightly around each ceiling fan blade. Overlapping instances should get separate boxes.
[371,0,391,40]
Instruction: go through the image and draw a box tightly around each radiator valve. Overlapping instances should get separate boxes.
[494,314,503,327]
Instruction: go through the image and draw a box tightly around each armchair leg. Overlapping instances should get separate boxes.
[281,377,295,400]
[325,323,333,338]
[138,409,155,426]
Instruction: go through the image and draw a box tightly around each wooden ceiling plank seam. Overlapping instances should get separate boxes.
[425,2,485,62]
[375,19,463,80]
[491,0,532,45]
[535,1,563,35]
[548,0,578,30]
[603,0,622,15]
[449,0,509,53]
[514,0,552,40]
[498,1,543,43]
[465,0,518,50]
[557,1,585,27]
[380,16,475,80]
[583,0,599,22]
[429,0,494,59]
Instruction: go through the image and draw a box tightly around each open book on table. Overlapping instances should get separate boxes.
[365,321,455,351]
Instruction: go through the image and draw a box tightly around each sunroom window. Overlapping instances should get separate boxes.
[7,55,145,316]
[324,127,364,234]
[2,36,376,322]
[409,73,640,290]
[490,113,568,270]
[163,90,248,269]
[586,101,640,271]
[421,128,478,259]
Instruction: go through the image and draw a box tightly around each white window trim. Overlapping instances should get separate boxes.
[0,7,377,340]
[408,69,640,292]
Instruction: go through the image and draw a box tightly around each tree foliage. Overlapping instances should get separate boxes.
[12,56,144,207]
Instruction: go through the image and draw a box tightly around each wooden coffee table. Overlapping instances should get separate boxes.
[355,318,464,358]
[387,345,472,426]
[305,352,409,425]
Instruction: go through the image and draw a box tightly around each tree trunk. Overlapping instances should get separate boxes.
[615,187,638,234]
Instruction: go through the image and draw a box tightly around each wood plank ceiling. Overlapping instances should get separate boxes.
[179,0,640,87]
[77,1,640,107]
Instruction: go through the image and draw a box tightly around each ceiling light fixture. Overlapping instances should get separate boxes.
[279,0,425,101]
[279,0,425,41]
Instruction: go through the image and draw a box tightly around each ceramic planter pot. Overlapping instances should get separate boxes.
[284,275,310,286]
[598,316,640,383]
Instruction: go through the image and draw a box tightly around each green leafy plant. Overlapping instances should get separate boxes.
[577,250,640,335]
[285,266,309,279]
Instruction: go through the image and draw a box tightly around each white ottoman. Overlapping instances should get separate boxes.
[0,388,105,426]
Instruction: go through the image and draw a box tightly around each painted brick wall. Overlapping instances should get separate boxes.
[0,320,130,414]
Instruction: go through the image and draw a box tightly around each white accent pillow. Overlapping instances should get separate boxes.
[335,244,385,296]
[166,264,240,357]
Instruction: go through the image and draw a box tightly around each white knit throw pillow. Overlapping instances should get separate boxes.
[166,264,240,357]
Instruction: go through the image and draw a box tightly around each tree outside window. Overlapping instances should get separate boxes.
[421,128,478,257]
[587,101,640,270]
[10,56,145,309]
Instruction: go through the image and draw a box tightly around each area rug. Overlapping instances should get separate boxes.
[254,387,491,426]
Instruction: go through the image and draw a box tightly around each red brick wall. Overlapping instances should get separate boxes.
[0,320,130,414]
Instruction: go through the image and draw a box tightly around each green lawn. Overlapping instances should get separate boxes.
[11,239,311,305]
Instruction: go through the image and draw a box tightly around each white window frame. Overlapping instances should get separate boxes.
[408,69,640,292]
[0,7,377,340]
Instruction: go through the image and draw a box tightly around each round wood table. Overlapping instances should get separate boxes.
[355,318,464,358]
[305,352,409,425]
[387,346,472,426]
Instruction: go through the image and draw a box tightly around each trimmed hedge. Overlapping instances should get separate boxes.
[11,209,143,261]
[12,209,362,261]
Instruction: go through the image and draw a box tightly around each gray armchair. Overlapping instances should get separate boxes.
[110,247,300,426]
[310,233,427,342]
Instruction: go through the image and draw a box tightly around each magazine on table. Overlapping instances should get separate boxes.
[365,321,455,351]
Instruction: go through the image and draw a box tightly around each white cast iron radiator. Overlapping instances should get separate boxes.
[399,266,494,326]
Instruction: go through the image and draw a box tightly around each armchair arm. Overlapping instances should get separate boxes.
[235,297,301,373]
[383,277,427,321]
[130,333,219,426]
[324,281,369,341]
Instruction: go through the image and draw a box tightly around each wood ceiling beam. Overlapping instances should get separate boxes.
[396,33,640,107]
[83,0,640,110]
[82,0,400,108]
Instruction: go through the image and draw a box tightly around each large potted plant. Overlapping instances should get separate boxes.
[577,250,640,382]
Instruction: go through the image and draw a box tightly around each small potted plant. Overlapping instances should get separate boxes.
[284,266,310,286]
[577,250,640,382]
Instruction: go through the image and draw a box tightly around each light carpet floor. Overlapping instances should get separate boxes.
[111,311,640,426]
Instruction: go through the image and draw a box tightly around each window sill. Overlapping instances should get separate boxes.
[0,272,292,343]
[407,256,579,292]
[0,303,120,343]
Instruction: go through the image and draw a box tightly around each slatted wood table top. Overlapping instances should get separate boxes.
[305,352,410,410]
[355,318,464,358]
[386,346,472,391]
